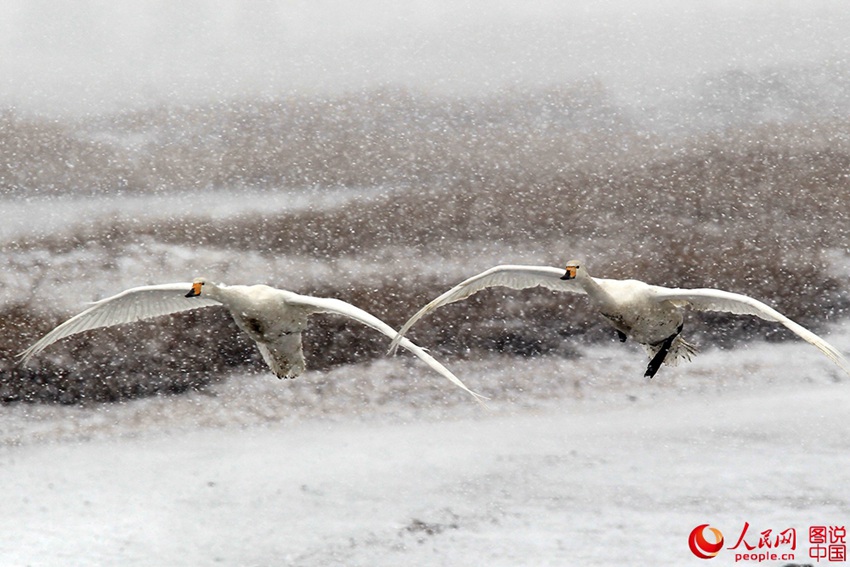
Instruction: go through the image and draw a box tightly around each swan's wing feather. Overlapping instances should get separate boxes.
[285,293,486,402]
[388,265,585,354]
[19,283,221,364]
[651,286,850,376]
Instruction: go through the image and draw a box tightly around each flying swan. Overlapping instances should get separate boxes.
[19,278,484,401]
[388,261,850,379]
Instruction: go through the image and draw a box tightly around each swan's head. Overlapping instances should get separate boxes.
[560,260,585,281]
[186,277,207,297]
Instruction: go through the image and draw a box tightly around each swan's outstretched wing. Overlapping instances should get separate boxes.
[19,283,222,364]
[284,293,486,403]
[651,286,850,376]
[388,265,586,355]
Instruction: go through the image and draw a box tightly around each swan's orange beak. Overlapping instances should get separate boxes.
[186,282,203,297]
[561,266,577,280]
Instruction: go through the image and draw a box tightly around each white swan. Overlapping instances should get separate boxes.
[19,278,484,401]
[388,262,850,379]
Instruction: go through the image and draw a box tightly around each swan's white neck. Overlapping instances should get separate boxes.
[576,272,617,310]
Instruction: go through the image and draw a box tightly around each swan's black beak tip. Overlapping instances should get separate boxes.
[186,282,203,297]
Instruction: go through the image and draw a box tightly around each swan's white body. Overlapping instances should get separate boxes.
[388,263,850,378]
[19,278,484,401]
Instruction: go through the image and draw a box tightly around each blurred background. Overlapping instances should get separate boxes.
[2,0,849,404]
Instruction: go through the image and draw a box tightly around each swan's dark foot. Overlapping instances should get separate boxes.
[644,350,666,379]
[616,330,627,343]
[644,324,683,379]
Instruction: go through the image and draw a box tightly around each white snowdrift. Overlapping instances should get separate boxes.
[1,331,849,566]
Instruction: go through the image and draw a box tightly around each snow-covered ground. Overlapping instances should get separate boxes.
[0,187,608,311]
[0,186,392,243]
[2,329,848,567]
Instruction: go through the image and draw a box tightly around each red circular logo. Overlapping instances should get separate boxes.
[689,524,724,559]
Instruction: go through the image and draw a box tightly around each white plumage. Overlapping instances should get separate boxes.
[388,262,850,379]
[19,278,484,401]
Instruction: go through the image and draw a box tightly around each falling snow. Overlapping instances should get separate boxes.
[2,2,850,565]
